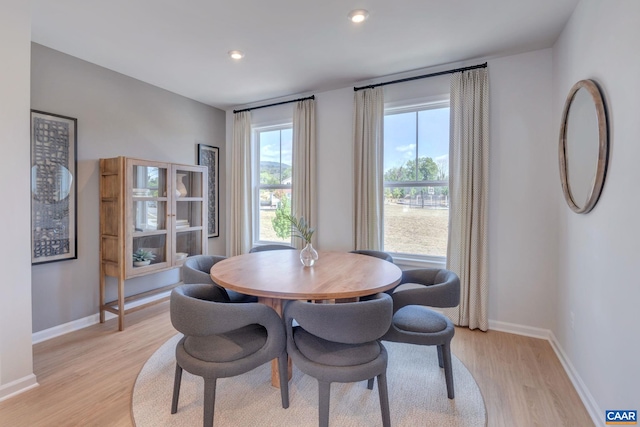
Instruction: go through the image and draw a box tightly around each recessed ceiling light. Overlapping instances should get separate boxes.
[228,50,244,60]
[347,9,369,23]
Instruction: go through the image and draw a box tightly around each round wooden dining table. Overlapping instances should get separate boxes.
[210,249,402,386]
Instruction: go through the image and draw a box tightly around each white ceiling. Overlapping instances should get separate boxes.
[31,0,579,110]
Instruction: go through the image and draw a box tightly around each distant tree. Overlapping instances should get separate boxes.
[384,187,405,199]
[272,196,292,240]
[384,165,405,182]
[384,156,439,182]
[435,158,448,180]
[384,156,442,201]
[282,166,292,183]
[417,157,439,180]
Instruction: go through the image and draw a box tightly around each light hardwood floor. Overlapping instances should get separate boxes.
[0,302,593,426]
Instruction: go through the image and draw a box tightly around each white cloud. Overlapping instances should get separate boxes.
[395,144,415,153]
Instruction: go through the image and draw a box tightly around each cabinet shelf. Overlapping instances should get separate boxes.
[133,230,167,237]
[99,156,208,331]
[102,282,179,317]
[176,226,203,233]
[176,197,203,202]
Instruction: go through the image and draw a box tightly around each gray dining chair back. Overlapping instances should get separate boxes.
[249,244,296,252]
[284,293,393,427]
[349,250,397,296]
[182,254,257,303]
[381,268,460,399]
[349,249,394,263]
[170,284,289,427]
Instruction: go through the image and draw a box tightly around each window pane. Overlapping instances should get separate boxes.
[259,189,291,243]
[259,130,282,184]
[383,103,449,258]
[280,128,292,184]
[384,112,417,182]
[383,186,449,257]
[256,125,293,244]
[417,108,450,180]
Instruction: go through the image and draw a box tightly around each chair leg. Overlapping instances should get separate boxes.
[377,373,391,427]
[171,363,183,414]
[437,345,444,368]
[318,381,331,427]
[367,378,375,390]
[278,353,290,408]
[203,378,217,427]
[442,343,455,399]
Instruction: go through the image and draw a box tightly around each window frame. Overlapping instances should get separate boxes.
[252,122,293,246]
[383,98,450,267]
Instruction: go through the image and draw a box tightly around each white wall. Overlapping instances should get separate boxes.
[488,49,559,330]
[0,0,37,401]
[226,49,559,331]
[30,44,226,332]
[553,0,640,416]
[315,87,355,251]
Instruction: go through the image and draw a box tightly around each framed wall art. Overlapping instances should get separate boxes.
[197,144,219,238]
[30,110,78,264]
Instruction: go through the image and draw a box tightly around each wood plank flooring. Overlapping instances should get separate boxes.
[0,302,593,426]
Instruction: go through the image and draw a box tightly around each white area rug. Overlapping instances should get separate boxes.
[132,334,486,426]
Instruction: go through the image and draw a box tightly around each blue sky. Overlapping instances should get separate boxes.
[259,128,292,166]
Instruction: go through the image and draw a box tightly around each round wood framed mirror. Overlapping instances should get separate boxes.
[559,79,609,214]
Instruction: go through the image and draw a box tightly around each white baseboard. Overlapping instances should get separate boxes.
[21,292,170,402]
[32,291,171,344]
[547,331,602,426]
[0,374,38,403]
[488,319,551,340]
[488,319,600,427]
[32,313,102,344]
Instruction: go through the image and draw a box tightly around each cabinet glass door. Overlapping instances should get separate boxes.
[129,161,170,273]
[173,166,207,262]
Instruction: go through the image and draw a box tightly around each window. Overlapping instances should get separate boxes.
[254,125,293,244]
[383,101,450,259]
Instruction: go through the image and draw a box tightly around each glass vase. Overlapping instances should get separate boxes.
[299,242,319,267]
[175,173,188,198]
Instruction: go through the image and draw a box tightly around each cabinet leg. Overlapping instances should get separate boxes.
[99,267,106,323]
[118,277,125,331]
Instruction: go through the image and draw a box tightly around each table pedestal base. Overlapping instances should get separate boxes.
[260,297,293,388]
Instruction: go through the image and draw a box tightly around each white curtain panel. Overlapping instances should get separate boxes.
[291,99,317,250]
[353,87,384,250]
[445,68,489,331]
[229,111,253,256]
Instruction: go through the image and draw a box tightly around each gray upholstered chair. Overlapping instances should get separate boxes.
[381,268,460,399]
[350,250,396,295]
[284,293,393,427]
[181,255,257,303]
[249,244,296,253]
[349,249,394,263]
[170,284,289,427]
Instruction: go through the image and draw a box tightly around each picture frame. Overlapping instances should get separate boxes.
[30,110,78,264]
[197,144,220,238]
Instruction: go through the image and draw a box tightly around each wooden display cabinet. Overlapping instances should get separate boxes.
[99,156,208,330]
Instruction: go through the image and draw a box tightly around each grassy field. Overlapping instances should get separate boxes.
[384,202,448,256]
[259,203,448,256]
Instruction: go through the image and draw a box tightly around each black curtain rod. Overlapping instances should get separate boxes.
[353,62,487,92]
[233,95,315,114]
